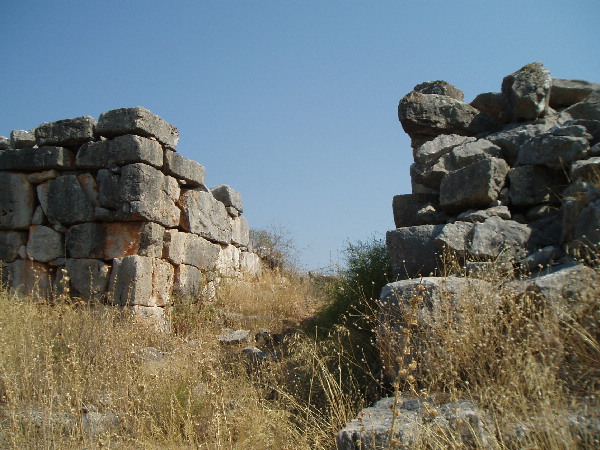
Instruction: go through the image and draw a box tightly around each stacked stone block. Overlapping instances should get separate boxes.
[0,107,262,315]
[390,62,600,279]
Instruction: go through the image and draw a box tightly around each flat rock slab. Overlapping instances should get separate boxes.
[164,150,206,187]
[211,184,243,212]
[76,134,163,169]
[178,189,232,244]
[218,329,251,345]
[0,146,75,171]
[35,116,96,147]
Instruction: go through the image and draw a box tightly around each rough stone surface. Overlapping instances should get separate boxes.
[0,146,74,171]
[469,217,531,261]
[386,225,444,280]
[508,165,564,206]
[456,205,511,223]
[439,157,509,212]
[561,91,600,121]
[0,136,11,150]
[470,91,510,123]
[0,231,27,262]
[164,150,206,187]
[1,259,52,300]
[173,264,205,300]
[413,80,464,101]
[26,225,64,262]
[413,134,475,166]
[97,106,179,149]
[516,133,589,169]
[35,116,96,147]
[218,329,251,345]
[163,229,220,270]
[178,189,232,244]
[42,175,96,224]
[231,216,250,248]
[487,122,554,165]
[27,169,60,184]
[501,62,551,121]
[392,193,440,228]
[570,157,600,183]
[434,221,474,260]
[216,244,241,278]
[64,258,111,302]
[240,252,263,278]
[550,78,600,108]
[77,134,163,169]
[210,184,243,212]
[449,139,502,170]
[0,173,35,230]
[10,130,36,148]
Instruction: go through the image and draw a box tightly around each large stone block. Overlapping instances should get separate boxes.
[38,175,96,224]
[410,157,452,191]
[392,193,441,228]
[97,107,179,149]
[97,163,180,227]
[386,225,444,280]
[469,217,531,261]
[77,134,163,169]
[178,189,232,244]
[216,244,241,278]
[448,139,502,170]
[66,222,164,259]
[164,150,205,187]
[210,184,243,213]
[440,157,509,213]
[487,121,554,165]
[172,264,205,300]
[27,225,64,262]
[240,251,263,278]
[1,259,52,300]
[501,62,551,121]
[434,221,474,260]
[0,172,35,230]
[516,132,589,169]
[550,79,600,109]
[231,216,250,247]
[508,165,565,206]
[413,134,475,166]
[10,130,35,149]
[0,146,75,171]
[35,116,96,147]
[64,258,110,302]
[561,91,600,121]
[163,229,220,270]
[470,91,510,123]
[0,231,27,262]
[108,255,174,307]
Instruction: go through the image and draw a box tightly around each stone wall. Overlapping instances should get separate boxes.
[389,62,600,279]
[0,107,262,318]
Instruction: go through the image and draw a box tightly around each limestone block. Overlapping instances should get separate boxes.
[392,193,440,228]
[163,229,220,270]
[410,156,452,191]
[487,121,554,165]
[386,224,444,280]
[27,225,64,262]
[0,136,10,150]
[210,184,243,213]
[178,189,232,244]
[231,216,250,247]
[0,231,27,262]
[570,199,600,254]
[108,255,172,307]
[508,165,565,206]
[448,139,502,170]
[164,150,205,187]
[173,264,205,300]
[216,244,241,278]
[40,175,95,224]
[35,116,96,147]
[0,146,74,171]
[413,80,464,101]
[64,258,110,302]
[97,163,180,227]
[440,157,509,213]
[66,222,164,259]
[570,157,600,183]
[1,259,52,300]
[501,62,551,121]
[76,134,163,169]
[516,133,589,170]
[561,91,600,121]
[27,170,61,184]
[469,217,531,261]
[0,172,35,230]
[10,129,35,148]
[97,106,179,149]
[550,79,600,109]
[434,221,474,260]
[470,92,510,123]
[413,134,475,166]
[240,251,263,278]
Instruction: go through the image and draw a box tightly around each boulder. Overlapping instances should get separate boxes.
[561,91,600,121]
[76,134,163,169]
[413,80,464,101]
[0,146,75,171]
[96,106,179,149]
[26,225,64,262]
[486,121,554,165]
[0,172,35,230]
[434,221,474,260]
[470,91,510,123]
[550,78,600,109]
[508,165,565,206]
[413,134,475,166]
[449,139,503,170]
[10,129,36,149]
[35,116,95,147]
[210,184,243,213]
[516,133,589,170]
[164,150,206,187]
[63,258,111,302]
[386,225,444,280]
[439,157,509,212]
[501,62,551,121]
[163,229,220,270]
[392,193,440,228]
[469,217,531,261]
[0,231,27,262]
[178,189,232,244]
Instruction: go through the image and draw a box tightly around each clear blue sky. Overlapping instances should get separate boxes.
[1,1,598,270]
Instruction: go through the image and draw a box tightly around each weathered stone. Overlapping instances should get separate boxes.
[151,258,175,307]
[35,116,96,147]
[410,155,452,190]
[1,259,52,300]
[550,124,592,139]
[97,106,179,149]
[414,204,448,225]
[76,134,163,169]
[0,173,35,230]
[457,205,511,223]
[560,119,600,145]
[97,163,180,227]
[570,199,600,257]
[501,62,551,121]
[561,91,600,121]
[516,133,589,169]
[210,184,243,212]
[40,175,96,224]
[164,150,205,187]
[225,206,239,217]
[470,92,510,123]
[518,246,563,272]
[129,306,170,333]
[178,189,232,244]
[570,157,600,183]
[469,217,531,261]
[487,121,554,165]
[392,193,440,228]
[508,165,565,206]
[240,251,263,278]
[413,134,475,166]
[434,221,474,260]
[449,139,502,170]
[560,181,600,244]
[26,225,64,262]
[550,78,600,109]
[10,129,36,149]
[0,231,27,262]
[64,258,111,302]
[218,328,251,345]
[0,136,10,150]
[163,229,220,270]
[413,80,464,101]
[440,157,509,212]
[216,244,241,278]
[0,146,74,171]
[231,216,250,247]
[27,170,60,184]
[172,264,205,300]
[525,204,560,222]
[386,225,444,280]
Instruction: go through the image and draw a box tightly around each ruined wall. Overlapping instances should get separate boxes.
[389,62,600,279]
[0,107,262,318]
